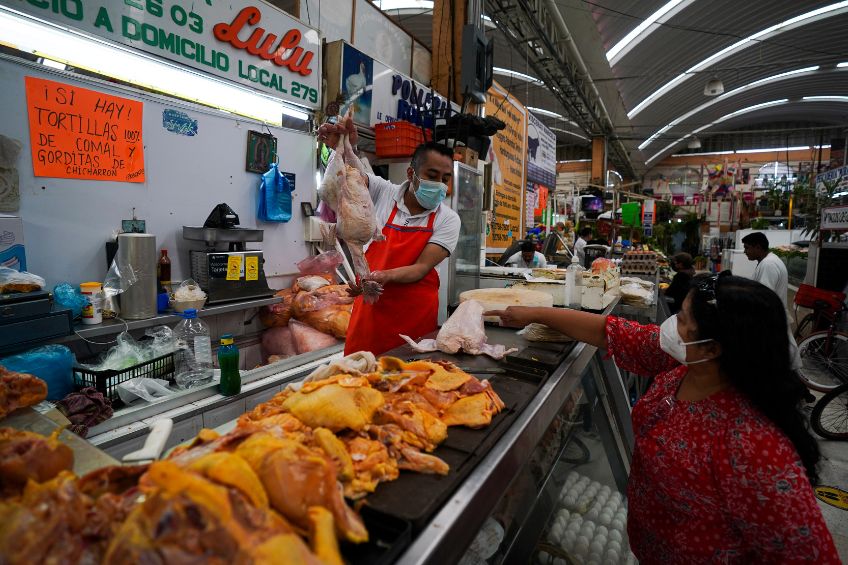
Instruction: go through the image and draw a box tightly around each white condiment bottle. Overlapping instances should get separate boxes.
[566,255,585,309]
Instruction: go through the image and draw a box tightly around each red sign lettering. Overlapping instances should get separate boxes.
[213,6,314,76]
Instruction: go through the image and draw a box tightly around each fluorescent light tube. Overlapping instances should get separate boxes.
[627,2,848,119]
[0,7,308,126]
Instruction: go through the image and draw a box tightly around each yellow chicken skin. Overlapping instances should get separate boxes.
[440,392,502,428]
[341,434,400,498]
[187,452,269,509]
[313,427,355,482]
[374,396,448,452]
[235,433,369,544]
[281,383,384,432]
[308,506,345,565]
[105,460,313,565]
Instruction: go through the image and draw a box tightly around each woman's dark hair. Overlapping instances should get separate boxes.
[687,273,821,483]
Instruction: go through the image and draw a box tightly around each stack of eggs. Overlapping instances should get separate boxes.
[539,471,637,565]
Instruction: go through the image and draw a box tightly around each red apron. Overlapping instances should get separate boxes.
[344,204,439,355]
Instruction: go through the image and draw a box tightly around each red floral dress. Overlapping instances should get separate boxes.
[605,316,839,564]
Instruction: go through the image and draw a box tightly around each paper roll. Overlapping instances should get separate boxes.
[117,233,157,320]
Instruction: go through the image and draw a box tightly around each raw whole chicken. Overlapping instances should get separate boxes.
[290,320,340,354]
[318,112,384,303]
[400,300,518,359]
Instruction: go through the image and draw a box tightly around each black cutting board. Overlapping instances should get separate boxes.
[441,374,538,454]
[345,506,412,565]
[362,374,541,531]
[363,446,472,531]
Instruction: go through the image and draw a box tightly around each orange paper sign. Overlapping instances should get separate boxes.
[25,76,145,182]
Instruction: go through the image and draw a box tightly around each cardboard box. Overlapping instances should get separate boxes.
[454,146,479,168]
[0,215,25,271]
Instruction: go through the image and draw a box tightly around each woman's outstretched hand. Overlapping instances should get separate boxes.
[483,306,536,328]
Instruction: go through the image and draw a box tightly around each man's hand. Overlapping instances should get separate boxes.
[316,115,358,148]
[346,281,363,297]
[483,307,536,328]
[366,270,392,285]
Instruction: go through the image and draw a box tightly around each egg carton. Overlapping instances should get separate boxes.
[621,267,657,275]
[539,471,637,565]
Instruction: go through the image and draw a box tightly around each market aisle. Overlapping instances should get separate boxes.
[816,437,848,561]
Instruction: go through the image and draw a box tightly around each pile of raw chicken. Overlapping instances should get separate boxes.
[0,357,505,564]
[260,275,354,362]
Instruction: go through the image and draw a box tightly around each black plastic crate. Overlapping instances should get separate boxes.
[73,352,176,402]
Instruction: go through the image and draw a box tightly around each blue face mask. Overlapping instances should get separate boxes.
[413,172,448,209]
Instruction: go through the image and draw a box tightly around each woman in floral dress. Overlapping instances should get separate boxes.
[487,273,838,564]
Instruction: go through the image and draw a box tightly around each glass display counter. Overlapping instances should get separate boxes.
[396,299,635,564]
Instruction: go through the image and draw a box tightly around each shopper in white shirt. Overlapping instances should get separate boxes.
[742,231,803,373]
[573,226,592,266]
[506,241,547,269]
[743,232,788,307]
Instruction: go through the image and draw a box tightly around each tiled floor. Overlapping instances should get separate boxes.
[816,436,848,561]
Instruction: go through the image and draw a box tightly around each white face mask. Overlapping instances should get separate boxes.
[659,314,716,365]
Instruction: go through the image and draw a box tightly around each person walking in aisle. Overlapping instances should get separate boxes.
[486,273,838,564]
[742,232,788,307]
[742,231,804,374]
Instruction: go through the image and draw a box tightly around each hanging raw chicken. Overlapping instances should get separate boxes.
[317,112,384,303]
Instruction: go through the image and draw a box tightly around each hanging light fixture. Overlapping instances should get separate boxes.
[703,76,725,96]
[687,136,702,149]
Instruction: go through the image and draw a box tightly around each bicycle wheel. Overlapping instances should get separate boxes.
[811,383,848,440]
[797,331,848,392]
[794,313,816,341]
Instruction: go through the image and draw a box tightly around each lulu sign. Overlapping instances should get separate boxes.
[5,1,321,109]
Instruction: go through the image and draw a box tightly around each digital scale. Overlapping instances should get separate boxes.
[182,204,274,305]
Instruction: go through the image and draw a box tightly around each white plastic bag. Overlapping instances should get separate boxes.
[173,279,207,301]
[117,378,175,404]
[0,266,45,292]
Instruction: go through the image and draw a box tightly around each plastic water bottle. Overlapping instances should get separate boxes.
[566,255,585,309]
[218,334,241,396]
[173,308,213,389]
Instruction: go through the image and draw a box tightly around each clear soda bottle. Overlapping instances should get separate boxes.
[566,254,585,309]
[173,308,213,389]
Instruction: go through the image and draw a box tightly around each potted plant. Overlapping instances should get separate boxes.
[750,217,770,230]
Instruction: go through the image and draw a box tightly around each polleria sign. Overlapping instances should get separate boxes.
[5,1,321,110]
[821,205,848,231]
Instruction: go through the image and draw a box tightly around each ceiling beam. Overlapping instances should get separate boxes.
[486,0,636,177]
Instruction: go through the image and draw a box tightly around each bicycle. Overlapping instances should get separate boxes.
[811,382,848,440]
[794,285,848,393]
[793,284,846,341]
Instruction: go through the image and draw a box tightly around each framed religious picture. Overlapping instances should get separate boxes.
[301,202,315,217]
[246,130,278,173]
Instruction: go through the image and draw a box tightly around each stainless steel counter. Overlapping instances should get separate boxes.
[396,299,622,565]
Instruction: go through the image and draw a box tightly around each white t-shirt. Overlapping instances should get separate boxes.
[366,175,460,254]
[752,252,800,369]
[506,251,547,269]
[753,252,789,309]
[574,237,588,264]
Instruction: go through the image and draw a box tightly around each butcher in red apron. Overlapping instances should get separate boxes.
[344,203,442,355]
[318,122,460,355]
